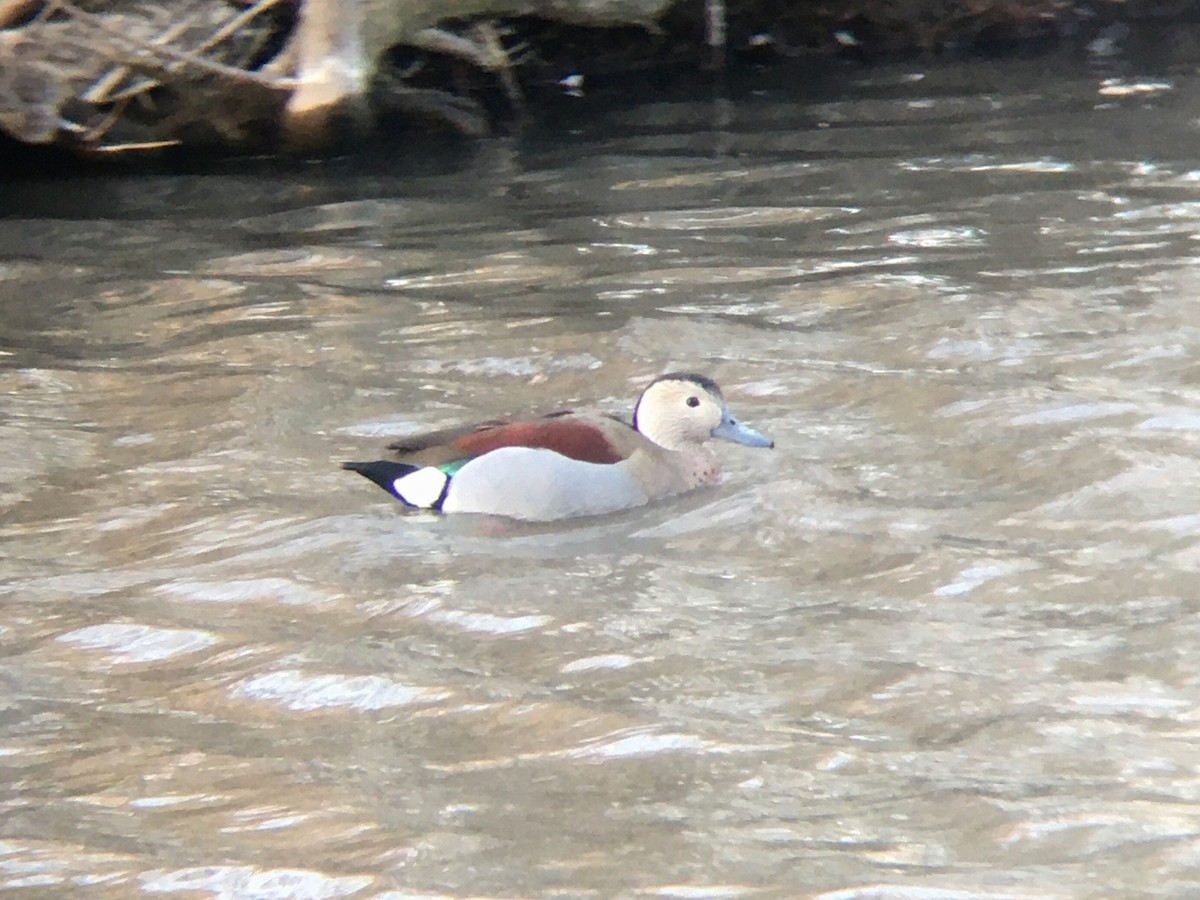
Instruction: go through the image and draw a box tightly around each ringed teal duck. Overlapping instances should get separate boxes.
[343,372,773,521]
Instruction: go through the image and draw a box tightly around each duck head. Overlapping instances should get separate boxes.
[632,373,774,451]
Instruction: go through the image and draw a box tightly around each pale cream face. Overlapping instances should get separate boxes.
[635,378,725,450]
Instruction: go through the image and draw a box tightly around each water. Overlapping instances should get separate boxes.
[5,38,1200,897]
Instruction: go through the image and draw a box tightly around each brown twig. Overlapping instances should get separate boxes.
[53,0,291,90]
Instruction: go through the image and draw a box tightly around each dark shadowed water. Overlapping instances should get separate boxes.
[6,33,1200,898]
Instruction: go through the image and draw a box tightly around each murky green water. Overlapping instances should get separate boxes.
[5,37,1200,898]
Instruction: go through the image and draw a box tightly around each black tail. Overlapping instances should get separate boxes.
[342,460,419,501]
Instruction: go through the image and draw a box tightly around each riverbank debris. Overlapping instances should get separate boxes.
[0,0,1186,157]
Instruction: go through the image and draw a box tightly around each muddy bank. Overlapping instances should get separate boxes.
[0,0,1195,158]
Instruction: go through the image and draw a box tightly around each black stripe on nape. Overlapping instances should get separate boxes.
[650,372,721,395]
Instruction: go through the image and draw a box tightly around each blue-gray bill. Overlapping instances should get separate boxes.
[711,416,774,448]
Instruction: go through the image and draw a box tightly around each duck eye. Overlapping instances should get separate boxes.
[686,396,700,408]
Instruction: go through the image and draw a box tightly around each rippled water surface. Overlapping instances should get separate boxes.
[6,39,1200,898]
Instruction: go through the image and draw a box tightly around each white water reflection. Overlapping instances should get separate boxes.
[232,671,451,712]
[140,866,373,898]
[57,624,218,664]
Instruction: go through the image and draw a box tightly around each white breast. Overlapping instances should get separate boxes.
[442,447,650,520]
